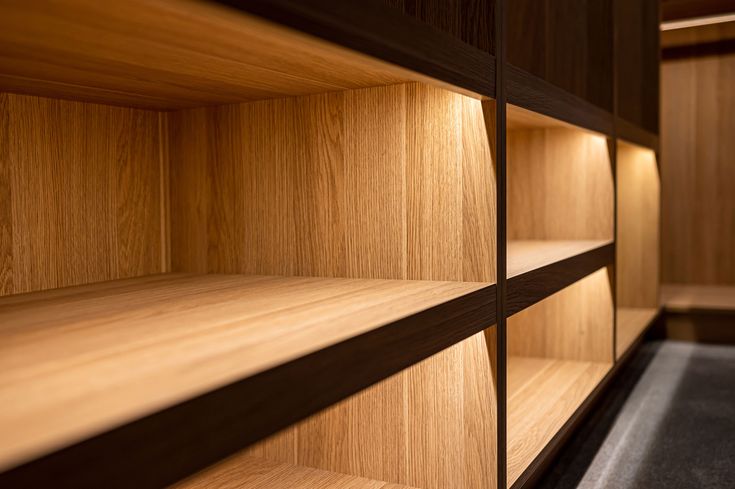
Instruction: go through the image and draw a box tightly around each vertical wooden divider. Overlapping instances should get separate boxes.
[168,83,498,489]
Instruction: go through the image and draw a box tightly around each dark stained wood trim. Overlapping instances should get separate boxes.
[510,311,662,489]
[616,116,660,152]
[0,285,496,489]
[662,0,735,22]
[213,0,496,98]
[505,63,615,136]
[662,38,735,60]
[507,243,615,317]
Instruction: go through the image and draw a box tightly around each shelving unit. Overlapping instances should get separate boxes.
[0,0,662,488]
[616,142,661,359]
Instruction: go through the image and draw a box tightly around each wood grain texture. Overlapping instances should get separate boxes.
[662,0,735,22]
[508,127,614,240]
[617,143,660,308]
[507,357,610,487]
[662,284,735,312]
[0,0,496,109]
[0,273,488,472]
[616,307,659,359]
[0,92,164,296]
[171,83,497,489]
[508,240,613,279]
[170,82,496,282]
[661,30,735,285]
[506,0,613,113]
[508,267,614,363]
[173,454,417,489]
[615,0,660,134]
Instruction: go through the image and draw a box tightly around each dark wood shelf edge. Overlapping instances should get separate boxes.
[507,243,615,317]
[214,0,496,98]
[506,63,614,136]
[0,283,496,489]
[616,116,660,152]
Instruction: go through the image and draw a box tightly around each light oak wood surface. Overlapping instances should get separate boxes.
[0,93,165,296]
[508,268,614,363]
[507,356,610,487]
[0,273,485,472]
[616,307,659,359]
[170,83,496,283]
[507,240,613,278]
[616,142,660,308]
[661,28,735,285]
[508,127,614,240]
[173,454,416,489]
[662,284,735,312]
[0,0,433,109]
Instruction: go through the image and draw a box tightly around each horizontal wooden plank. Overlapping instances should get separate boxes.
[0,273,495,488]
[507,357,611,487]
[507,241,615,316]
[172,454,416,489]
[662,284,735,313]
[506,63,614,136]
[0,0,493,109]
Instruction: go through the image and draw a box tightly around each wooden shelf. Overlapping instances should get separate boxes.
[662,284,735,313]
[505,63,614,136]
[617,307,659,359]
[507,357,611,488]
[507,240,614,316]
[0,0,494,109]
[0,273,494,476]
[173,454,415,489]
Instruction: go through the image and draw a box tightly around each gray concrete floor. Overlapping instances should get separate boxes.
[536,340,735,489]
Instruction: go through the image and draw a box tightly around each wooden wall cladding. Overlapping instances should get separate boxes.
[661,27,735,285]
[507,0,613,112]
[169,82,496,282]
[615,0,660,134]
[246,330,497,489]
[381,0,494,54]
[0,93,166,296]
[616,143,660,307]
[507,128,614,240]
[508,267,613,363]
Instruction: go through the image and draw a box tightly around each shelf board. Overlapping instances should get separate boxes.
[507,240,614,316]
[0,273,494,484]
[505,63,614,136]
[173,454,414,489]
[0,0,494,109]
[616,307,659,359]
[662,284,735,313]
[616,116,659,152]
[507,357,611,488]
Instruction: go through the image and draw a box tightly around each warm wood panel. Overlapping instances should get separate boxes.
[508,267,614,363]
[616,307,659,359]
[662,284,735,312]
[507,357,610,487]
[173,454,417,489]
[508,240,613,279]
[0,92,164,296]
[508,127,614,240]
[0,273,488,472]
[170,82,496,282]
[661,29,735,285]
[617,143,660,308]
[247,330,497,489]
[169,82,497,489]
[0,0,423,109]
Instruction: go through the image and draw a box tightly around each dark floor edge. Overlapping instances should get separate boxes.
[0,284,496,489]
